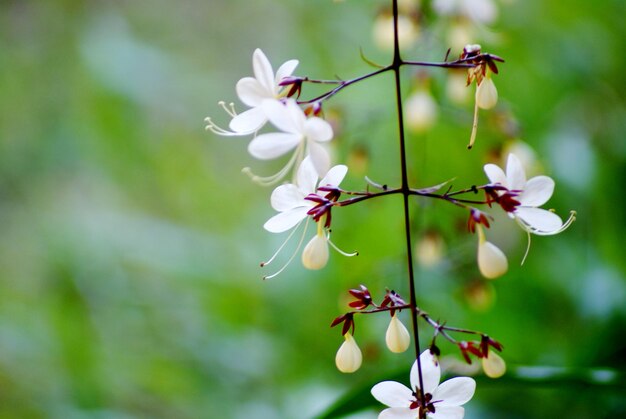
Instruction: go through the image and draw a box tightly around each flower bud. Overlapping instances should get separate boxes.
[482,350,506,378]
[477,226,508,279]
[476,77,498,110]
[302,234,329,270]
[373,13,419,51]
[385,314,411,353]
[335,333,362,373]
[405,91,438,133]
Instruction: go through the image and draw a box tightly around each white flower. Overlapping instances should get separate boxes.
[205,48,299,136]
[433,0,497,24]
[476,225,508,279]
[261,157,354,278]
[371,350,476,419]
[385,314,411,353]
[484,153,575,235]
[248,98,334,179]
[336,333,363,373]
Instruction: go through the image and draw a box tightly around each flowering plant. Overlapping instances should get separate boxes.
[206,0,574,417]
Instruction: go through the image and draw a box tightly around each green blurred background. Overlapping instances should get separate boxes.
[1,0,625,418]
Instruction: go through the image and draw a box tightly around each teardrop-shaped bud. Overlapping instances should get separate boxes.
[477,240,508,279]
[302,234,329,270]
[405,91,438,133]
[482,351,506,378]
[385,314,411,353]
[335,333,362,373]
[476,77,498,110]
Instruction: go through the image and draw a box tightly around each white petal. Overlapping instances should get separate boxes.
[275,59,299,86]
[236,77,270,107]
[270,184,306,212]
[307,141,331,178]
[430,405,465,419]
[515,207,563,233]
[371,381,414,409]
[319,165,347,189]
[304,117,334,143]
[505,153,526,191]
[379,407,418,419]
[301,234,328,269]
[248,132,300,160]
[262,99,301,134]
[477,240,508,279]
[483,163,507,187]
[432,377,476,407]
[296,156,319,195]
[410,350,441,395]
[263,207,310,233]
[252,48,275,93]
[229,106,266,133]
[519,176,554,207]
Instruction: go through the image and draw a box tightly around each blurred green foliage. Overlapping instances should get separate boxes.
[0,0,625,418]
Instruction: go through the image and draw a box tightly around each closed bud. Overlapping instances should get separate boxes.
[405,90,438,133]
[302,234,329,270]
[335,333,362,373]
[482,350,506,378]
[477,226,508,279]
[385,314,411,353]
[476,76,498,110]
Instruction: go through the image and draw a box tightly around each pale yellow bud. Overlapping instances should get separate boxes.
[476,77,498,110]
[302,234,328,270]
[482,351,506,378]
[477,226,508,279]
[385,314,411,353]
[335,333,362,373]
[405,91,438,133]
[373,14,419,51]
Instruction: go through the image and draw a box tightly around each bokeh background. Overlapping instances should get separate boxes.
[1,0,625,418]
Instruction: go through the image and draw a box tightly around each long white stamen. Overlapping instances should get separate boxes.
[204,102,246,137]
[516,210,577,236]
[261,219,304,267]
[263,221,310,280]
[218,101,238,118]
[242,143,305,187]
[326,231,359,258]
[521,231,532,265]
[468,98,479,149]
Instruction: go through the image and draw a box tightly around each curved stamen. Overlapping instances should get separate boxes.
[263,220,310,280]
[326,230,359,258]
[516,210,577,236]
[242,142,305,186]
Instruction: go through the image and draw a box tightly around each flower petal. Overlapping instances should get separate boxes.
[319,164,347,189]
[379,407,418,419]
[248,132,300,160]
[302,234,328,269]
[307,141,331,178]
[263,207,310,233]
[410,350,441,395]
[270,184,306,212]
[505,153,526,191]
[371,381,414,409]
[252,48,275,93]
[515,207,563,233]
[431,405,465,419]
[262,99,301,134]
[432,377,476,407]
[304,117,334,142]
[229,106,266,133]
[297,156,319,195]
[483,163,507,187]
[519,176,554,207]
[236,77,269,107]
[275,59,299,86]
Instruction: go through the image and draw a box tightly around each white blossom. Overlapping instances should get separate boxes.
[484,153,576,235]
[261,157,354,278]
[248,98,334,181]
[205,48,298,136]
[371,350,476,419]
[385,314,411,353]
